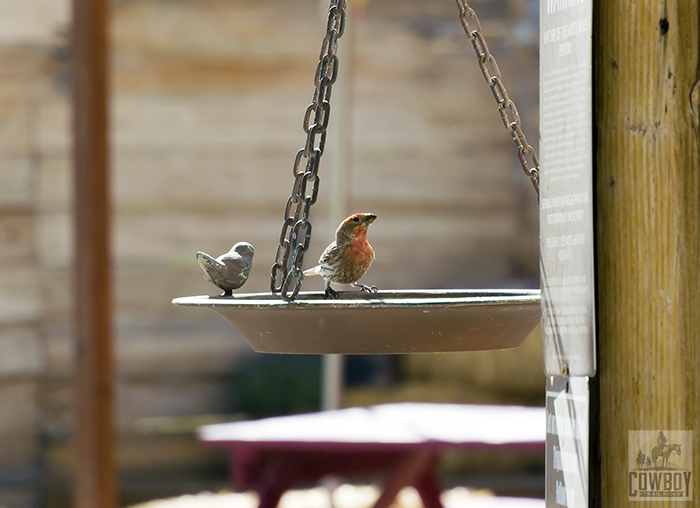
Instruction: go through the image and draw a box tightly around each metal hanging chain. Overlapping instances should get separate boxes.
[271,0,348,300]
[455,0,540,196]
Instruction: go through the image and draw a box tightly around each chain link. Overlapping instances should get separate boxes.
[271,0,348,300]
[455,0,540,196]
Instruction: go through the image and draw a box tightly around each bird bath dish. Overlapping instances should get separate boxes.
[171,289,541,354]
[172,1,543,356]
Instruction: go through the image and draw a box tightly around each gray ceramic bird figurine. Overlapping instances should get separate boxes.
[196,242,254,296]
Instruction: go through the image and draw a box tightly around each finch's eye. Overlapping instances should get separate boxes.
[352,217,360,222]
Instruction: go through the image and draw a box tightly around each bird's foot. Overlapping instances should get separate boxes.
[323,286,340,300]
[222,289,233,297]
[354,283,378,294]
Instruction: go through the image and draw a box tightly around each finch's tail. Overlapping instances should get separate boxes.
[303,265,322,277]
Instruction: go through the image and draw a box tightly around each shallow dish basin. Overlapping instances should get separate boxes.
[172,289,541,354]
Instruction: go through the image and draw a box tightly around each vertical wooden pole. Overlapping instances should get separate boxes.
[73,0,116,506]
[595,1,700,505]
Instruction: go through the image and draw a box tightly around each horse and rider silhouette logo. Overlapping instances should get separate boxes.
[628,430,692,501]
[635,431,683,470]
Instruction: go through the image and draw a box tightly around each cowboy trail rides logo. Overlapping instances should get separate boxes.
[629,430,693,501]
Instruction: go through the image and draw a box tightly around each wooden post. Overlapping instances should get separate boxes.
[72,0,116,506]
[595,1,700,505]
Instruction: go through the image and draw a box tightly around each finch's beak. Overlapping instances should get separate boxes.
[365,213,377,224]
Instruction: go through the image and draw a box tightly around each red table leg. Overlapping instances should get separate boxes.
[254,456,298,508]
[226,447,444,508]
[372,449,443,508]
[413,469,444,508]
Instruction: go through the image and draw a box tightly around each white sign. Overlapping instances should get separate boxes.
[546,377,589,508]
[539,0,595,376]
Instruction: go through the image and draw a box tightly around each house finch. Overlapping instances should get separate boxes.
[196,242,254,296]
[303,212,378,299]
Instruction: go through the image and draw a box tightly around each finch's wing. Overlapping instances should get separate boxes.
[318,241,340,264]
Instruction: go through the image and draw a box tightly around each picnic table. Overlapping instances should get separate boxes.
[198,403,546,508]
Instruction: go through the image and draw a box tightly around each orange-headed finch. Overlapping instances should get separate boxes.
[303,212,378,299]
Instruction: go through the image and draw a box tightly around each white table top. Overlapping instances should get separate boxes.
[198,403,545,448]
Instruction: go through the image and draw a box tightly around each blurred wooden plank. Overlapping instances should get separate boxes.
[72,0,116,505]
[0,214,34,263]
[111,94,305,152]
[116,323,250,377]
[0,100,31,156]
[36,156,71,210]
[37,266,220,324]
[35,211,73,268]
[36,100,71,156]
[0,270,41,325]
[0,158,33,207]
[45,378,239,436]
[44,320,248,378]
[0,381,40,436]
[0,326,42,377]
[0,0,70,46]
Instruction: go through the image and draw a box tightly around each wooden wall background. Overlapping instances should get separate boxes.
[0,0,541,506]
